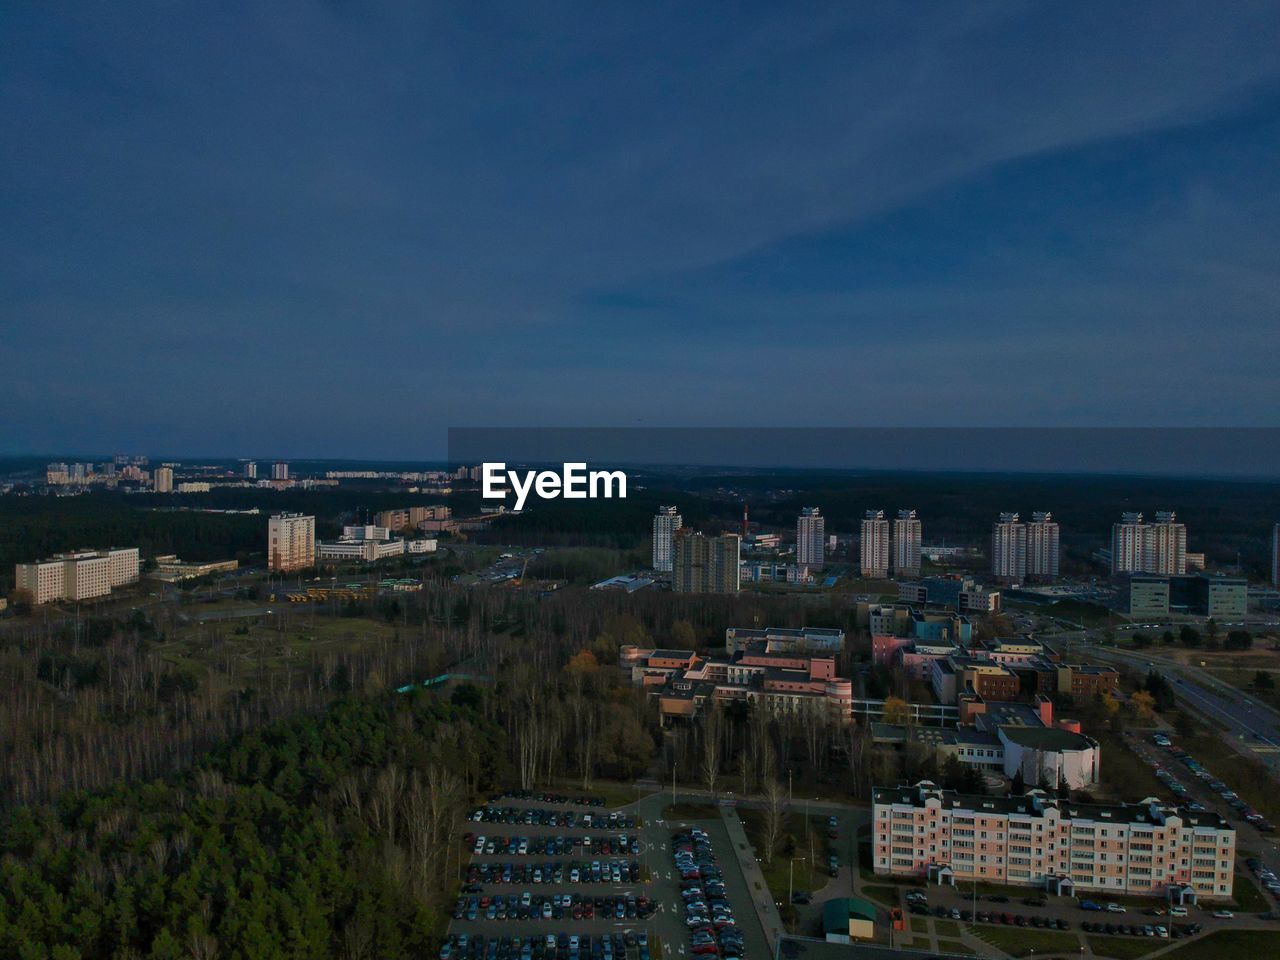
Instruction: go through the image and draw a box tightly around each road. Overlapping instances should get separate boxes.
[1050,630,1280,773]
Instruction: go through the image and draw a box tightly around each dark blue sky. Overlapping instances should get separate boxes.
[3,2,1279,458]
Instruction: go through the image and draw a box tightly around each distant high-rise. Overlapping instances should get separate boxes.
[1111,512,1146,575]
[1145,511,1187,576]
[860,510,890,579]
[1273,523,1280,589]
[892,509,922,578]
[244,461,257,480]
[268,513,315,572]
[272,462,289,481]
[672,531,740,594]
[1112,511,1186,576]
[991,512,1027,582]
[796,507,826,571]
[154,466,174,493]
[652,506,683,572]
[1026,511,1060,581]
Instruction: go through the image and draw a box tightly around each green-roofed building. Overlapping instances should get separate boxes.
[822,896,876,943]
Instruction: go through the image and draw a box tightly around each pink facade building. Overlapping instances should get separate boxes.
[873,782,1234,901]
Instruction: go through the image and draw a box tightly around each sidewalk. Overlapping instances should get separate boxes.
[720,805,786,956]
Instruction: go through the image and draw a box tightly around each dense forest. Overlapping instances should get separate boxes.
[0,577,883,958]
[0,692,501,959]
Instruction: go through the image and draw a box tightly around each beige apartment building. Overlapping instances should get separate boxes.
[873,781,1234,901]
[860,510,890,578]
[267,513,316,572]
[15,547,141,604]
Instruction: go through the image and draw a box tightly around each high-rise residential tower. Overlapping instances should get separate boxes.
[1273,523,1280,589]
[892,509,922,578]
[1111,511,1187,576]
[1144,511,1187,576]
[154,466,174,493]
[1111,512,1146,575]
[268,513,315,572]
[271,462,290,481]
[860,510,890,579]
[672,531,740,594]
[1026,511,1060,581]
[992,512,1028,582]
[652,505,683,572]
[796,507,826,571]
[244,461,257,480]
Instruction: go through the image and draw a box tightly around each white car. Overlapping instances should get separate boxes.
[1105,903,1126,913]
[473,836,486,854]
[1212,910,1234,919]
[1169,907,1188,918]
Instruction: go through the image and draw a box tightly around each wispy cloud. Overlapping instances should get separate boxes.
[1,2,1278,454]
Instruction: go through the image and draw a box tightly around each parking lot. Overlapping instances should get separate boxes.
[899,881,1252,947]
[442,788,776,960]
[445,792,656,960]
[1127,731,1280,908]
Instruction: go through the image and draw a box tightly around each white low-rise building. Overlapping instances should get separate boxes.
[316,538,407,562]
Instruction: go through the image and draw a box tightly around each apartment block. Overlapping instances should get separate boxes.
[1026,512,1060,581]
[991,513,1027,582]
[893,509,922,578]
[797,507,825,571]
[652,505,683,572]
[154,466,174,493]
[860,510,890,579]
[672,531,739,594]
[267,513,316,572]
[14,547,140,604]
[873,781,1235,900]
[1112,511,1187,576]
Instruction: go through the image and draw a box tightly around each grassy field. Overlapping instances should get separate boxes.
[974,927,1081,957]
[934,938,975,955]
[154,606,410,697]
[1160,929,1280,959]
[909,917,928,933]
[737,810,824,907]
[933,920,962,938]
[1231,871,1270,912]
[1087,936,1163,959]
[859,885,902,908]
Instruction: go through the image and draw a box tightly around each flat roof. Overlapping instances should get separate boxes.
[873,783,1231,830]
[998,725,1094,750]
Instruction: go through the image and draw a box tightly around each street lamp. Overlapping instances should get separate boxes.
[789,856,807,905]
